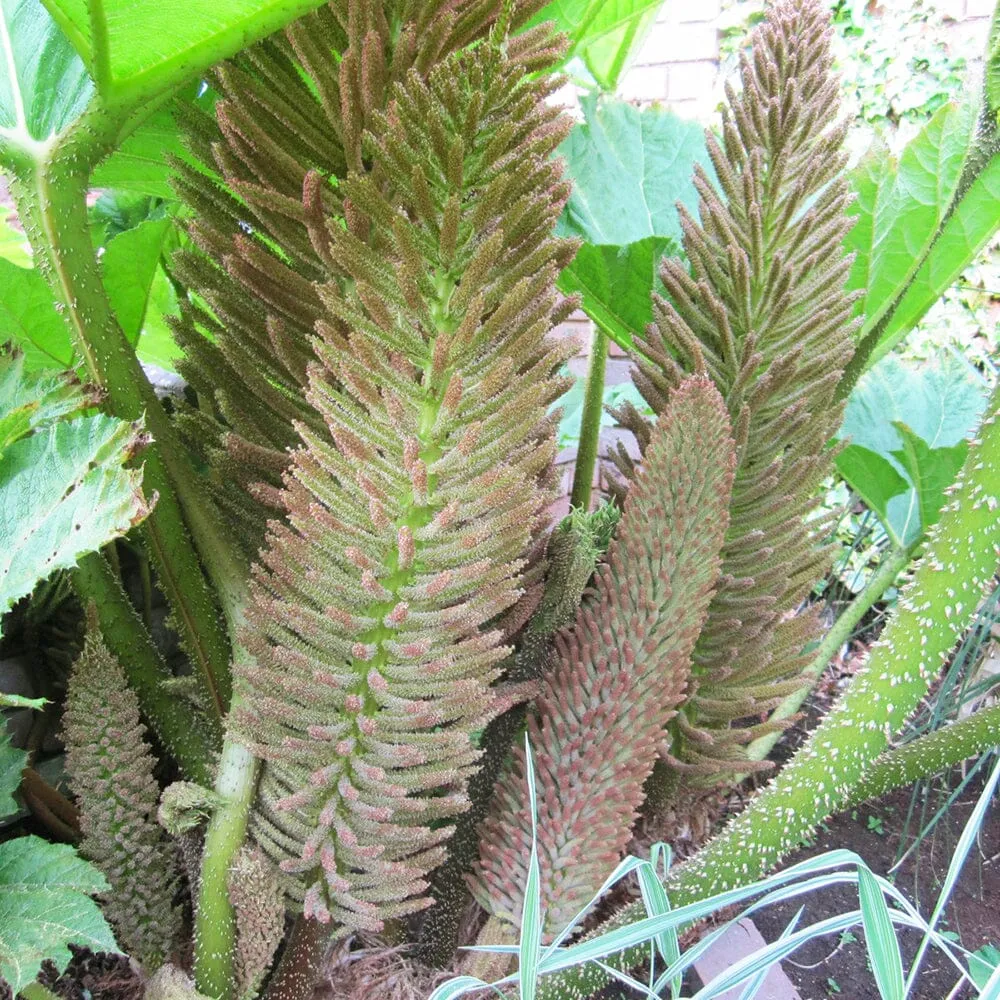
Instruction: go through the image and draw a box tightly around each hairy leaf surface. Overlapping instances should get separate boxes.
[0,348,150,618]
[0,836,115,991]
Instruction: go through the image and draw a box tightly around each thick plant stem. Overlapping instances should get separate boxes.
[569,326,608,511]
[745,542,917,764]
[848,703,1000,805]
[194,741,258,999]
[260,915,330,1000]
[7,99,259,997]
[73,553,219,781]
[8,99,242,724]
[531,395,1000,1000]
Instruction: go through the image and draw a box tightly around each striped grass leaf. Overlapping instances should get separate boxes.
[520,737,543,1000]
[635,843,681,998]
[904,755,1000,995]
[858,865,905,1000]
[736,908,803,1000]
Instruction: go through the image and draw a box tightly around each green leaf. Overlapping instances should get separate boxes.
[0,835,115,991]
[890,423,967,538]
[836,353,989,546]
[0,350,93,456]
[91,106,187,200]
[528,0,663,91]
[0,346,150,618]
[857,866,904,1000]
[833,444,909,536]
[0,691,46,709]
[557,236,673,349]
[101,217,171,342]
[0,255,75,370]
[0,0,93,156]
[555,96,708,349]
[0,727,26,819]
[845,102,973,339]
[40,0,327,106]
[0,213,32,267]
[136,262,183,370]
[92,85,214,200]
[969,944,1000,990]
[869,152,1000,367]
[557,95,708,247]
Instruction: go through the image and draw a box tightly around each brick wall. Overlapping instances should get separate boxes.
[617,0,993,118]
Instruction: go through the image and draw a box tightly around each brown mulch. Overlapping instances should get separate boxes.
[0,947,144,1000]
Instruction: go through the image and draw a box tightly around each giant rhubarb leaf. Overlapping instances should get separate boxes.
[0,836,116,991]
[0,347,151,619]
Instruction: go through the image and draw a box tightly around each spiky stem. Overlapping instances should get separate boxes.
[73,552,219,781]
[194,741,258,999]
[848,702,1000,805]
[569,326,608,511]
[7,96,240,725]
[744,541,917,765]
[532,391,1000,1000]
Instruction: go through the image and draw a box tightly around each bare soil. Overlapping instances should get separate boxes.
[751,773,1000,1000]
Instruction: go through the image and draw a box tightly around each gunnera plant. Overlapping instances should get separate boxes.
[229,21,578,934]
[609,0,860,782]
[472,375,737,937]
[170,0,559,559]
[62,621,181,968]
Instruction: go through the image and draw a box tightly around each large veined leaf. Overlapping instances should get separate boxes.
[0,214,32,268]
[844,79,1000,372]
[836,353,990,547]
[0,209,182,370]
[0,0,93,156]
[557,96,708,246]
[0,726,26,819]
[0,835,116,991]
[91,106,189,200]
[529,0,663,91]
[0,347,151,619]
[845,102,973,337]
[102,217,172,343]
[0,255,76,370]
[868,152,1000,367]
[557,236,674,348]
[555,96,709,348]
[41,0,327,106]
[0,353,89,456]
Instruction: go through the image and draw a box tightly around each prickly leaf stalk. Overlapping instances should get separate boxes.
[230,31,578,934]
[170,0,556,559]
[62,623,181,969]
[473,376,737,934]
[610,0,859,779]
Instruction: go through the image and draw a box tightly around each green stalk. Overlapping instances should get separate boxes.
[569,325,608,511]
[7,97,242,725]
[73,552,219,781]
[533,392,1000,1000]
[5,97,261,996]
[744,542,917,764]
[194,740,258,999]
[848,703,1000,805]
